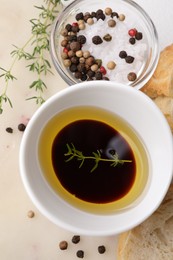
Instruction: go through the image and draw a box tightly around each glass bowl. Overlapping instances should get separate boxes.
[50,0,159,89]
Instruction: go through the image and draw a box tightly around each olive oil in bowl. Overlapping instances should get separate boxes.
[38,106,150,214]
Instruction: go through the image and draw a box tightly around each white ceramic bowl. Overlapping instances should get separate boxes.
[19,81,173,236]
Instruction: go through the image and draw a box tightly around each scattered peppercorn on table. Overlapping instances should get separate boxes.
[0,0,173,259]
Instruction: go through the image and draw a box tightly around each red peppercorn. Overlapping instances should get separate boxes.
[100,66,107,75]
[63,47,68,54]
[72,22,78,27]
[128,28,137,37]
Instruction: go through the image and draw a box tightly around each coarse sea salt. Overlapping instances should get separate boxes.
[60,8,148,84]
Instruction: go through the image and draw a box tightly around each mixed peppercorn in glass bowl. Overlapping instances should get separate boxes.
[50,0,159,89]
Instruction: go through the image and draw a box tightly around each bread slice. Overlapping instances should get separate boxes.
[153,96,173,131]
[141,44,173,98]
[117,184,173,260]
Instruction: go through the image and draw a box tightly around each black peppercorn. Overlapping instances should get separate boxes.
[96,13,106,21]
[135,32,143,40]
[83,14,91,23]
[77,35,86,44]
[77,63,87,73]
[65,23,72,32]
[92,35,103,45]
[125,55,135,64]
[70,64,78,72]
[81,73,87,81]
[98,245,106,254]
[103,76,109,80]
[75,12,84,21]
[18,123,26,132]
[95,71,103,80]
[103,33,112,42]
[76,250,84,258]
[71,56,79,64]
[6,127,13,133]
[72,235,80,244]
[96,9,104,15]
[119,50,127,59]
[85,56,95,66]
[87,69,95,78]
[129,37,136,45]
[111,12,119,18]
[74,71,82,79]
[69,35,77,42]
[91,11,96,18]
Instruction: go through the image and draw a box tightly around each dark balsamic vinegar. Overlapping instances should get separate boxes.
[38,106,149,213]
[52,119,136,204]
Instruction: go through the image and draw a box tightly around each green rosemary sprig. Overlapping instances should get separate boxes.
[64,143,132,173]
[0,0,61,114]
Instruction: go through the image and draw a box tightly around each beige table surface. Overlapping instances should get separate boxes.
[0,0,172,259]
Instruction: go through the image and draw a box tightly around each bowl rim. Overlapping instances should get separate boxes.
[19,81,173,236]
[50,0,160,89]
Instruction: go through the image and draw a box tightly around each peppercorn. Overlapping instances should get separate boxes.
[87,17,94,25]
[72,235,80,244]
[128,28,137,37]
[18,123,26,132]
[91,64,98,72]
[83,14,91,23]
[74,71,82,79]
[70,64,78,72]
[95,59,102,68]
[77,35,86,44]
[125,56,135,64]
[79,57,85,63]
[83,51,90,58]
[81,73,87,81]
[76,250,84,258]
[69,35,77,42]
[87,69,95,78]
[6,127,13,133]
[68,50,75,58]
[103,33,112,42]
[63,59,71,67]
[92,35,103,45]
[71,56,79,64]
[72,24,79,33]
[59,241,68,250]
[119,50,127,59]
[108,19,116,27]
[98,245,106,254]
[95,71,103,80]
[60,28,68,36]
[107,61,116,70]
[128,72,137,81]
[96,13,106,21]
[105,7,112,15]
[75,12,84,21]
[76,50,83,57]
[135,32,143,40]
[96,9,104,15]
[77,63,86,73]
[79,23,86,30]
[100,66,107,75]
[61,52,68,59]
[85,56,95,66]
[91,11,96,18]
[129,37,136,45]
[27,210,35,218]
[65,23,72,32]
[70,41,81,52]
[119,14,126,21]
[111,12,119,18]
[103,76,109,80]
[61,39,68,47]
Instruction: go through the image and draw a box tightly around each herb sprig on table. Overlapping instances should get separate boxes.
[0,0,61,114]
[64,143,132,173]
